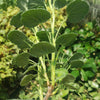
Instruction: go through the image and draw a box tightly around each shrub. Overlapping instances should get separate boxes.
[7,0,90,100]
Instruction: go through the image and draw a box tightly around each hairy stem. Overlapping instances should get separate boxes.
[49,0,56,86]
[38,65,43,100]
[40,57,50,86]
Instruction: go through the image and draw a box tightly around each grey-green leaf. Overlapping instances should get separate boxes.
[17,0,45,11]
[10,12,23,28]
[36,31,49,42]
[30,42,56,57]
[20,74,34,86]
[67,0,89,23]
[55,0,67,8]
[21,9,51,28]
[8,30,33,49]
[56,33,77,47]
[13,53,30,67]
[69,53,83,62]
[70,60,84,68]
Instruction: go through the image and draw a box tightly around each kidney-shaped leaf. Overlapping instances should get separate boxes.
[8,30,33,49]
[69,53,83,62]
[56,33,77,47]
[36,31,49,42]
[13,53,30,67]
[21,9,51,28]
[17,0,45,11]
[55,0,67,8]
[70,60,84,68]
[10,12,23,28]
[29,42,56,57]
[20,74,34,86]
[67,0,89,23]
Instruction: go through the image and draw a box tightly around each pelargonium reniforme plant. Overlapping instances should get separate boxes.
[7,0,90,99]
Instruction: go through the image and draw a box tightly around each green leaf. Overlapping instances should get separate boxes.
[55,0,67,8]
[93,93,100,100]
[71,70,79,78]
[29,42,56,57]
[36,31,49,42]
[86,71,95,78]
[82,58,97,72]
[13,53,30,67]
[28,0,45,9]
[0,1,7,10]
[62,74,75,83]
[80,69,88,81]
[17,0,45,11]
[56,33,77,47]
[60,89,69,97]
[67,0,89,23]
[20,74,34,86]
[21,9,50,28]
[70,60,84,68]
[8,30,33,49]
[17,0,28,11]
[10,12,23,28]
[88,81,99,89]
[55,68,68,81]
[69,53,83,62]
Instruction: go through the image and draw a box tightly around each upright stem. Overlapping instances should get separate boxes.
[39,57,50,85]
[33,27,50,85]
[49,0,56,86]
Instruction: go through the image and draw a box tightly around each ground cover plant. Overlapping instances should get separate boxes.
[0,7,19,99]
[6,0,91,99]
[0,6,35,99]
[62,22,100,99]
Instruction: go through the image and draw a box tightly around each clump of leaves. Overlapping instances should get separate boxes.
[0,0,16,10]
[8,0,90,100]
[63,21,100,99]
